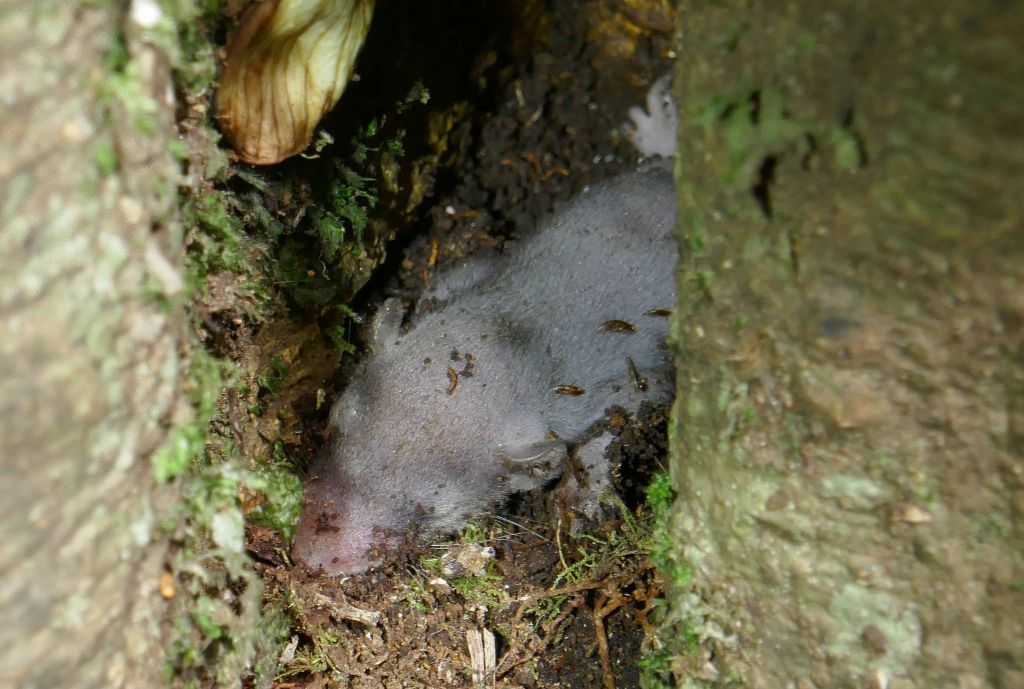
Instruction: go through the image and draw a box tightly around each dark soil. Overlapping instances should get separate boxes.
[249,406,670,689]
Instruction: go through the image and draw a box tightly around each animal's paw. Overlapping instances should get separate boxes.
[499,440,568,493]
[555,433,615,526]
[623,74,677,159]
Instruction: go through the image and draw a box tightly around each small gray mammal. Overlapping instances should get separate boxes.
[293,76,678,575]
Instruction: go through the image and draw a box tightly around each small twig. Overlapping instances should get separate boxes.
[278,635,300,664]
[313,592,381,627]
[555,517,568,571]
[491,514,549,542]
[592,592,628,689]
[635,582,663,639]
[224,387,245,452]
[467,628,497,689]
[496,598,578,677]
[513,576,626,622]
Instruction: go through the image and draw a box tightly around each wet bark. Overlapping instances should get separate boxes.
[0,3,183,688]
[668,1,1023,687]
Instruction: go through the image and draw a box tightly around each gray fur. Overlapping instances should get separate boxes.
[293,80,678,575]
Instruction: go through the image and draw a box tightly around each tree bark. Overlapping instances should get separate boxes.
[0,3,183,687]
[669,1,1024,687]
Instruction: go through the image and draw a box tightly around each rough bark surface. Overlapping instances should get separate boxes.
[0,3,183,687]
[668,1,1023,687]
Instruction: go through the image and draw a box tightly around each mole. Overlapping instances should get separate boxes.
[292,76,678,575]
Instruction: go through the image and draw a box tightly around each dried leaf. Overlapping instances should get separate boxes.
[217,0,376,165]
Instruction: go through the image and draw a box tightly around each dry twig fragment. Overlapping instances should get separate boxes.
[217,0,376,164]
[467,628,496,689]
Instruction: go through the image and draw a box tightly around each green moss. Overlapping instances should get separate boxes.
[450,573,506,607]
[167,0,224,93]
[644,473,691,587]
[185,193,247,274]
[638,473,697,689]
[274,238,342,309]
[406,578,429,613]
[176,70,427,316]
[256,356,289,395]
[152,425,204,483]
[278,625,342,677]
[325,305,361,357]
[455,520,493,544]
[246,459,304,542]
[163,450,293,685]
[151,346,225,482]
[287,85,427,279]
[94,141,119,175]
[313,161,375,253]
[638,650,676,689]
[167,138,189,161]
[97,50,160,135]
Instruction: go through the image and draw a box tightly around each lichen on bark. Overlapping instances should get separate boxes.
[0,2,184,687]
[665,1,1024,687]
